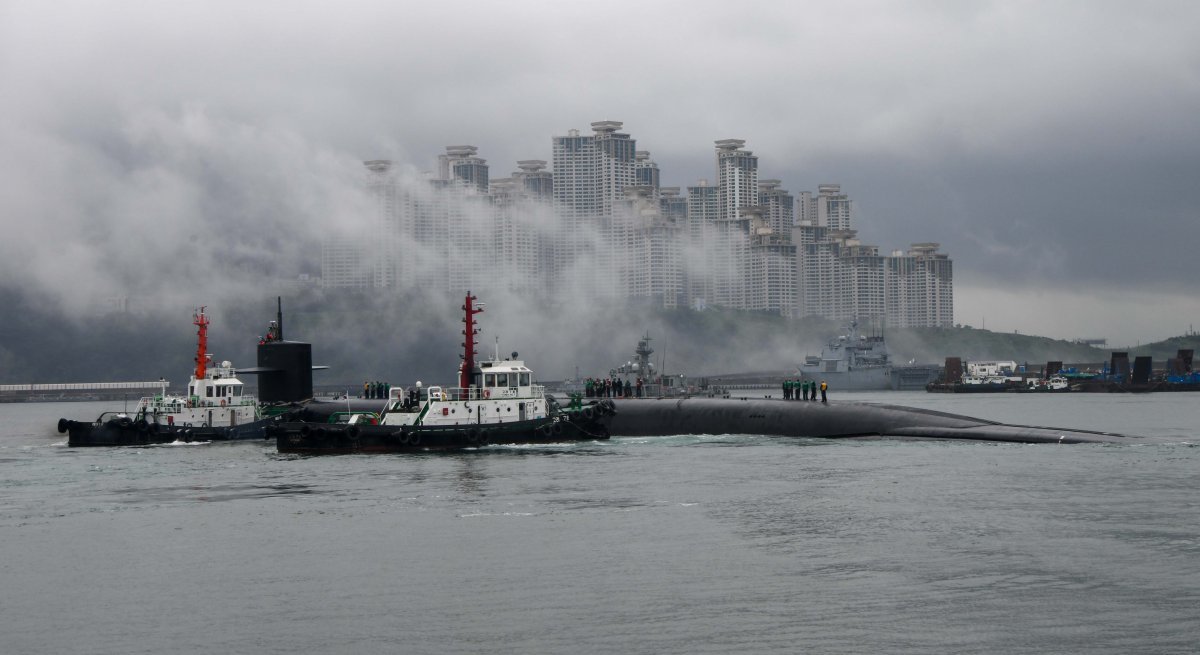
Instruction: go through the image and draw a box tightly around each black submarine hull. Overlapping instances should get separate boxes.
[604,397,1138,444]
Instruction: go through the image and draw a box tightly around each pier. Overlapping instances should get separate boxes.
[0,381,170,403]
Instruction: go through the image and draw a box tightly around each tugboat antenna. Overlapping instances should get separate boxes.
[276,296,284,341]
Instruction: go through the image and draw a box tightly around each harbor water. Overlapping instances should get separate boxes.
[3,392,1198,654]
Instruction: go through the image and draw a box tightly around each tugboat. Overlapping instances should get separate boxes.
[57,307,278,446]
[275,294,614,454]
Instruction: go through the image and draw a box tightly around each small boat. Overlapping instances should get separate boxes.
[275,294,613,454]
[58,308,278,446]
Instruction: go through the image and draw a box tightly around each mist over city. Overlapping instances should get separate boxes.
[2,1,1198,384]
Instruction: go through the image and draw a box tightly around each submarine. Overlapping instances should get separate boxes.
[602,397,1141,444]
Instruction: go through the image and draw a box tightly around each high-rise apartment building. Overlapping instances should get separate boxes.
[744,207,797,317]
[614,186,682,307]
[323,160,400,289]
[550,122,638,297]
[816,183,852,230]
[715,139,758,221]
[438,145,489,194]
[685,180,720,308]
[758,180,795,235]
[635,151,661,190]
[886,243,954,328]
[327,129,952,329]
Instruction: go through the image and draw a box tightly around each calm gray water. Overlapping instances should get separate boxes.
[2,392,1198,654]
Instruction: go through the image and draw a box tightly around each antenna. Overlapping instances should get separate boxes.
[276,296,284,341]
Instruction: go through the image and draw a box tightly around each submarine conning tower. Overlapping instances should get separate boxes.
[257,339,314,403]
[240,297,322,403]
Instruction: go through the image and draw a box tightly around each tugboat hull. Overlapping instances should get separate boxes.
[275,404,613,454]
[59,414,278,446]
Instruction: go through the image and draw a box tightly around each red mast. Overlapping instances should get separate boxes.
[193,307,209,380]
[460,293,482,389]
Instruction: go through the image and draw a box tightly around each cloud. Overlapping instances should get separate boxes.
[2,0,1197,347]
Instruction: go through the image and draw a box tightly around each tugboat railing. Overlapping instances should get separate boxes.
[425,385,546,402]
[135,395,258,412]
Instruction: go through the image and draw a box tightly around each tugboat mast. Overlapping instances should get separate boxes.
[193,307,209,380]
[460,293,483,389]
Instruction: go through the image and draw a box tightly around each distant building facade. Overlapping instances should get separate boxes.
[322,122,953,328]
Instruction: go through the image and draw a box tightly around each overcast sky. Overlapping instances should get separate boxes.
[3,0,1198,346]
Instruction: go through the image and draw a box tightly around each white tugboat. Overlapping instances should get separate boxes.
[58,308,275,446]
[276,293,613,454]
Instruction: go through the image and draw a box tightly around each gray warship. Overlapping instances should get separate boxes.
[799,320,939,390]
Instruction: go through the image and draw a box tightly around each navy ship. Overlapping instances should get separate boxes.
[798,320,939,391]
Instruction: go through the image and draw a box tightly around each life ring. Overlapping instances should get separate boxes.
[484,389,491,399]
[220,399,227,407]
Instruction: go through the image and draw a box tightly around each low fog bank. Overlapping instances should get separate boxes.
[10,284,1192,389]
